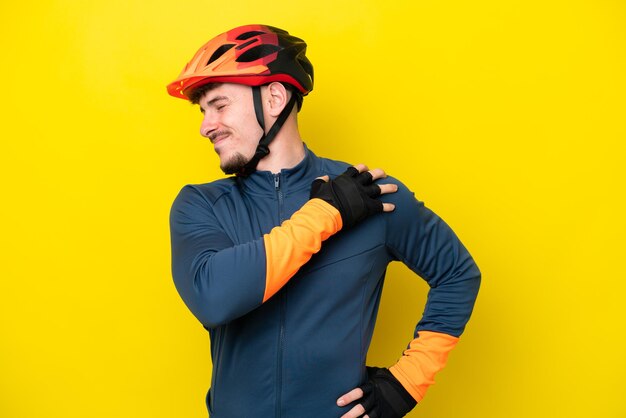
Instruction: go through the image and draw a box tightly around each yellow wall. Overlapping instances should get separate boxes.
[1,1,624,417]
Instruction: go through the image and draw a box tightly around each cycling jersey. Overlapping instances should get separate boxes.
[169,146,481,417]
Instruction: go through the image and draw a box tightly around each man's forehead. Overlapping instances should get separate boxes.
[199,83,249,103]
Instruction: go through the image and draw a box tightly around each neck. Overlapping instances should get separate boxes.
[255,118,305,174]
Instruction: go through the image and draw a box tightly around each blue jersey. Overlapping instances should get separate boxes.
[169,147,480,417]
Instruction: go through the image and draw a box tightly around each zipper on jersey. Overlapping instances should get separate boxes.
[274,173,285,418]
[274,173,284,223]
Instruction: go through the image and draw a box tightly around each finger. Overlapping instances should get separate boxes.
[368,168,387,181]
[382,203,396,212]
[378,183,398,195]
[362,184,382,198]
[356,171,374,186]
[353,163,369,173]
[315,175,330,182]
[339,403,366,418]
[337,388,364,407]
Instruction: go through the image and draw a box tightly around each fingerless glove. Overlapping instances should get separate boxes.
[310,167,383,229]
[357,367,417,418]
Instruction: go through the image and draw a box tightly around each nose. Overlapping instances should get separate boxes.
[200,112,218,138]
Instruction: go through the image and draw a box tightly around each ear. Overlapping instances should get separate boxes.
[264,82,290,117]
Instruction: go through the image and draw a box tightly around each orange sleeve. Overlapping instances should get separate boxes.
[262,198,342,302]
[389,331,460,402]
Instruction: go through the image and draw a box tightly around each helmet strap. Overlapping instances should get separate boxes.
[252,85,266,132]
[238,86,298,177]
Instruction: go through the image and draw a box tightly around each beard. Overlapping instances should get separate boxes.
[220,152,249,175]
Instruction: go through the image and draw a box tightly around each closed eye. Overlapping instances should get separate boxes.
[199,100,227,114]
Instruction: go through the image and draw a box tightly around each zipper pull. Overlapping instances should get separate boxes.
[274,174,280,190]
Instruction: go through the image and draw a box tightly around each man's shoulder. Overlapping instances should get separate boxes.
[315,154,351,176]
[313,154,411,191]
[174,177,238,207]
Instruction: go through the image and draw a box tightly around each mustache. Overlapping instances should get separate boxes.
[209,130,230,142]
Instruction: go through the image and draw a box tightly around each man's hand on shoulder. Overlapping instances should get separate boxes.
[310,164,398,229]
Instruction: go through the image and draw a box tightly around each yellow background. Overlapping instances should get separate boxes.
[1,1,624,417]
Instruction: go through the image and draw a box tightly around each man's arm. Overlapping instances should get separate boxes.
[338,179,481,417]
[169,185,342,329]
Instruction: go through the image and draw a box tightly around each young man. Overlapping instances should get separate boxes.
[167,25,480,418]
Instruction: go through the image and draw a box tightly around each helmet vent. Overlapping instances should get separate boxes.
[236,31,266,40]
[207,44,235,65]
[235,39,258,50]
[236,44,282,62]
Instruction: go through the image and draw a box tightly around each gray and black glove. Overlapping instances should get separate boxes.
[310,167,383,229]
[357,367,417,418]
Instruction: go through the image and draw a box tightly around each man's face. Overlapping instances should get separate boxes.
[197,83,264,174]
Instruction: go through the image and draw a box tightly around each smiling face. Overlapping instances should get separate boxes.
[197,83,264,174]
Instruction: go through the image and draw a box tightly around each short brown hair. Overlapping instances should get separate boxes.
[188,82,304,111]
[188,83,221,105]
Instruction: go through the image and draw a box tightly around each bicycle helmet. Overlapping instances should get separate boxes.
[167,24,313,99]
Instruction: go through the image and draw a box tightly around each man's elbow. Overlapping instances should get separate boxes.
[181,292,237,329]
